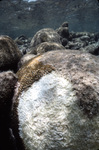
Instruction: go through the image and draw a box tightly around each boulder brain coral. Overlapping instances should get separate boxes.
[11,50,99,150]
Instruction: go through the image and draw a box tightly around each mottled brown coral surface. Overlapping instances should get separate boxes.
[12,50,99,150]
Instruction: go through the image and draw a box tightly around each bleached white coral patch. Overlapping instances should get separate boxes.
[18,71,99,150]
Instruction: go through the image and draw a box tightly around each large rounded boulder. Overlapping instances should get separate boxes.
[30,28,61,48]
[0,71,17,121]
[29,42,65,54]
[0,35,22,72]
[11,50,99,150]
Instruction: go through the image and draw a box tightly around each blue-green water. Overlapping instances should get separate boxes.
[0,0,99,38]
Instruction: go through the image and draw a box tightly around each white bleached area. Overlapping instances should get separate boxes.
[18,71,99,150]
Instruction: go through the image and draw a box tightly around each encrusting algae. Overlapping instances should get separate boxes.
[16,55,55,95]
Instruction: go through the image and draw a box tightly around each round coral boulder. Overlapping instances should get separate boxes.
[11,50,99,150]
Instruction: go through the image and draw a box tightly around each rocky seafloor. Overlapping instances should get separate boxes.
[15,22,99,56]
[0,22,99,150]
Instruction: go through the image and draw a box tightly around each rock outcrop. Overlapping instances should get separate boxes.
[11,50,99,150]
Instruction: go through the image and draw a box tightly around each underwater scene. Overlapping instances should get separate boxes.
[0,0,99,37]
[0,0,99,150]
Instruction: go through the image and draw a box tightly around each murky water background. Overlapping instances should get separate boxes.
[0,0,99,38]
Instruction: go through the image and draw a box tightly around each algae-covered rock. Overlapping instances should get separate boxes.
[0,35,22,72]
[30,28,61,48]
[29,42,65,54]
[11,50,99,150]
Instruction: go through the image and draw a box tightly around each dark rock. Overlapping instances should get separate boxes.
[0,35,22,72]
[80,35,90,42]
[61,22,68,27]
[74,32,90,38]
[56,22,69,46]
[64,31,99,53]
[0,71,17,120]
[0,126,18,150]
[16,35,28,42]
[80,41,99,55]
[30,28,61,48]
[57,26,69,39]
[0,71,17,150]
[94,33,99,42]
[29,42,65,55]
[66,40,86,50]
[89,33,98,43]
[14,35,31,54]
[69,32,77,40]
[11,50,99,150]
[61,38,68,46]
